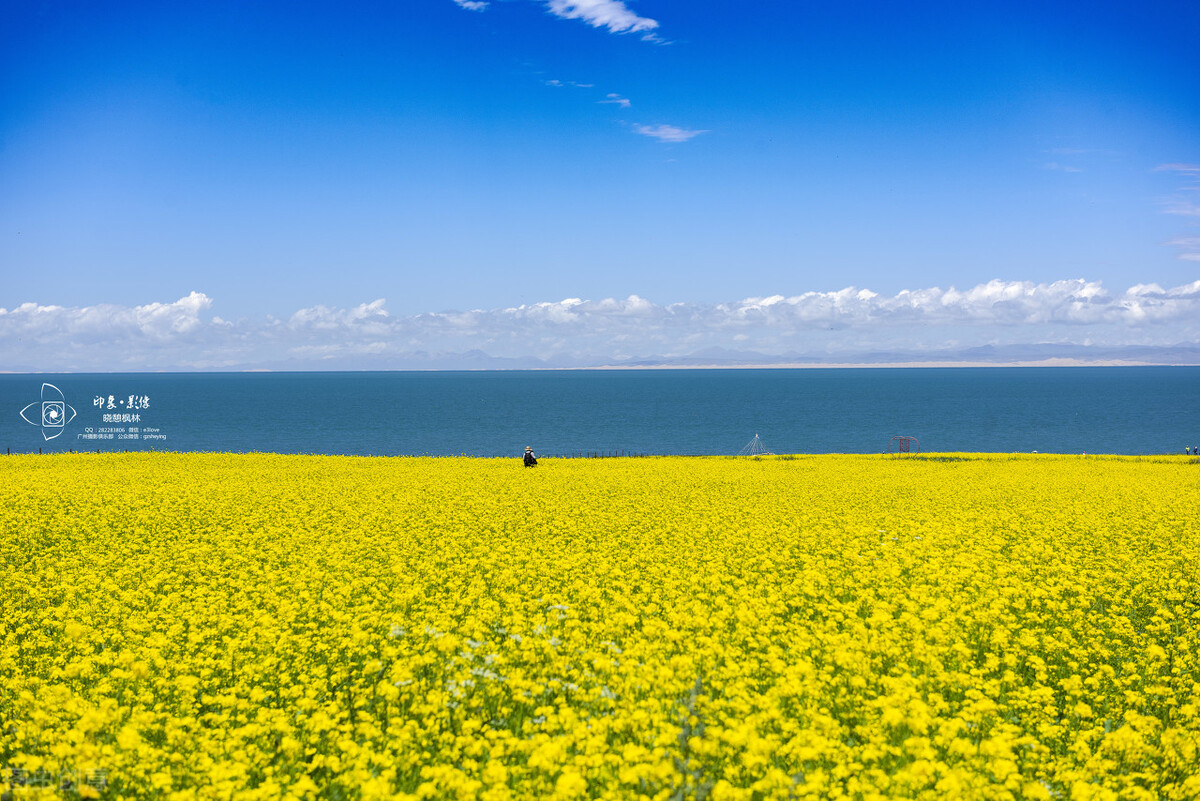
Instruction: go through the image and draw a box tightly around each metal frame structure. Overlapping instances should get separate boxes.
[738,434,774,456]
[888,436,920,455]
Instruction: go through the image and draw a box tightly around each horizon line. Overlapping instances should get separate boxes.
[4,358,1200,376]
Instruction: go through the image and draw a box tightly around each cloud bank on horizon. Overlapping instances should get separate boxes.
[4,280,1198,372]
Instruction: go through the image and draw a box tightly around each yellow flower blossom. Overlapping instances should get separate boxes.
[1,452,1197,799]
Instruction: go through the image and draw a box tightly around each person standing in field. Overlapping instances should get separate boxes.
[523,446,538,467]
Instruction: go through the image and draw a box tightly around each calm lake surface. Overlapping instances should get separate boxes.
[2,367,1197,456]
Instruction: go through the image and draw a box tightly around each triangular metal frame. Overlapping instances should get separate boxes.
[737,433,773,456]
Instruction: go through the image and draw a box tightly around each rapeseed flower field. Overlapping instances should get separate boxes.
[1,453,1198,800]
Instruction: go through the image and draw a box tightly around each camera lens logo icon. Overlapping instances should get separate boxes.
[43,401,66,427]
[20,383,77,441]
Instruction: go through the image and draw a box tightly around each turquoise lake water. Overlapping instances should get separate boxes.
[2,367,1197,456]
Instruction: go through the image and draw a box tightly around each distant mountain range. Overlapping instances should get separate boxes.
[233,343,1200,371]
[11,342,1196,373]
[609,343,1200,368]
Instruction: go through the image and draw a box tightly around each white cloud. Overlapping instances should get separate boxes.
[451,0,663,40]
[1156,160,1200,260]
[544,0,659,35]
[1049,148,1113,156]
[1166,236,1200,262]
[0,292,213,342]
[633,123,707,143]
[600,92,631,108]
[289,298,390,332]
[1042,162,1082,173]
[1155,163,1200,175]
[1165,201,1200,218]
[544,79,595,88]
[4,281,1200,371]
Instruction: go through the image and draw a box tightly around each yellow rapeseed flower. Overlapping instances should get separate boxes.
[0,452,1197,799]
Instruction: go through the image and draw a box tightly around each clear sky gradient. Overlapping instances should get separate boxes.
[2,0,1198,369]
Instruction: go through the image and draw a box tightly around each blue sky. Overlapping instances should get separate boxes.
[2,0,1198,369]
